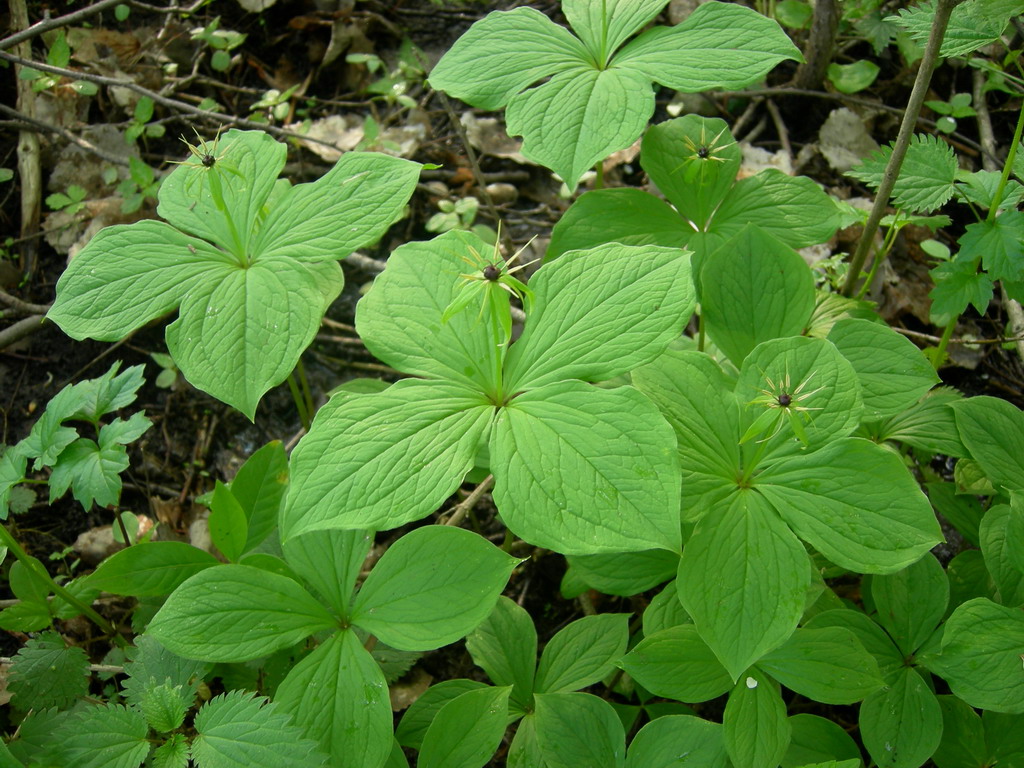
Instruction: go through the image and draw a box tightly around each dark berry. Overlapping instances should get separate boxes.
[697,146,710,159]
[778,393,792,407]
[201,154,216,168]
[483,264,501,281]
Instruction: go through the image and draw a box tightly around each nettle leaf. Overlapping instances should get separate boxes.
[927,598,1024,713]
[534,613,629,693]
[51,704,151,768]
[678,492,810,681]
[490,381,681,555]
[275,631,391,768]
[889,0,1024,58]
[281,380,492,539]
[86,541,219,596]
[758,627,885,704]
[827,318,940,419]
[860,668,942,768]
[869,554,949,655]
[504,244,695,391]
[418,686,512,768]
[121,634,211,709]
[192,690,327,768]
[953,396,1024,492]
[350,526,518,651]
[139,681,189,733]
[847,134,957,213]
[929,258,994,319]
[465,597,537,708]
[957,212,1024,284]
[700,227,816,366]
[722,670,791,768]
[8,632,90,711]
[619,624,733,703]
[431,2,798,188]
[625,715,727,768]
[533,692,626,768]
[283,529,372,618]
[147,564,337,662]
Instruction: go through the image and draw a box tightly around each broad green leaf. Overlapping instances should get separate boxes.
[283,529,373,618]
[273,631,390,768]
[534,692,626,768]
[507,714,544,768]
[934,695,986,768]
[505,66,654,189]
[48,221,234,341]
[282,379,492,539]
[701,228,815,366]
[641,580,691,636]
[828,318,940,419]
[957,213,1024,283]
[428,7,592,110]
[614,2,802,92]
[929,259,993,319]
[166,257,339,420]
[860,668,942,768]
[357,231,503,393]
[876,388,968,458]
[396,680,489,749]
[926,481,982,547]
[946,550,997,611]
[759,627,885,704]
[505,244,694,391]
[722,670,791,768]
[563,0,666,64]
[147,565,336,662]
[209,480,247,562]
[927,598,1024,713]
[847,134,958,213]
[230,440,288,553]
[86,541,219,596]
[51,704,150,768]
[351,526,518,651]
[158,130,285,257]
[984,708,1024,764]
[827,59,880,93]
[625,715,727,768]
[618,624,732,703]
[535,613,629,693]
[566,549,678,596]
[952,397,1024,492]
[633,351,742,520]
[869,553,949,655]
[783,714,862,768]
[677,492,810,680]
[757,438,943,574]
[490,381,681,554]
[465,597,536,708]
[419,686,512,768]
[194,688,327,765]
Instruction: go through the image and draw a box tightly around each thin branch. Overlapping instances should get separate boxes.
[0,287,51,315]
[0,0,124,51]
[442,475,494,528]
[0,315,45,350]
[0,103,130,166]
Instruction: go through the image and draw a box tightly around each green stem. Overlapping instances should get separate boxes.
[286,371,311,430]
[0,524,126,647]
[986,101,1024,222]
[739,433,773,486]
[296,359,316,425]
[842,0,962,297]
[594,160,604,191]
[114,508,132,546]
[932,317,958,369]
[855,214,902,301]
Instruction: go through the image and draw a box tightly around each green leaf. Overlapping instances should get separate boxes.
[566,549,678,596]
[505,66,654,189]
[8,633,90,710]
[428,7,591,111]
[563,0,667,64]
[230,440,288,553]
[0,599,51,632]
[149,735,188,768]
[889,0,1024,57]
[678,492,809,680]
[827,60,880,93]
[48,427,140,509]
[722,670,791,768]
[465,597,536,708]
[947,550,996,611]
[641,580,691,636]
[86,541,219,596]
[847,134,958,213]
[139,681,189,733]
[700,227,815,366]
[274,631,391,768]
[209,480,247,562]
[869,553,949,655]
[957,212,1024,283]
[51,705,150,768]
[953,396,1024,492]
[984,709,1024,764]
[614,2,802,92]
[625,715,727,768]
[934,695,986,768]
[827,318,940,419]
[619,624,732,703]
[419,686,512,768]
[757,438,943,574]
[490,381,681,554]
[281,379,492,539]
[191,690,327,768]
[535,613,629,693]
[147,565,337,662]
[758,627,885,704]
[783,714,862,768]
[122,634,211,708]
[926,480,982,546]
[506,244,694,390]
[926,598,1024,713]
[860,668,942,768]
[534,692,626,768]
[252,152,420,263]
[283,529,372,618]
[0,446,28,519]
[929,258,993,319]
[351,526,518,651]
[876,389,968,458]
[48,32,70,68]
[396,680,489,749]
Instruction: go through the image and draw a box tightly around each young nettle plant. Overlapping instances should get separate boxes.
[47,129,421,419]
[429,0,801,188]
[282,230,696,554]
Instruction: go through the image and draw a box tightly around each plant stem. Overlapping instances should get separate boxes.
[296,359,316,424]
[932,317,958,369]
[855,213,902,301]
[985,100,1024,223]
[594,160,604,190]
[0,524,126,647]
[286,371,311,430]
[842,0,962,297]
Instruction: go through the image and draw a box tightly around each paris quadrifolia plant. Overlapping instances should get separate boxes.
[4,1,1024,768]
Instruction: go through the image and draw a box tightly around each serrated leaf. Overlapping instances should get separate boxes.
[351,526,518,651]
[52,704,151,768]
[722,670,791,768]
[889,0,1024,57]
[149,734,190,768]
[847,134,958,213]
[535,613,629,693]
[860,668,942,768]
[929,259,993,319]
[419,686,512,768]
[140,681,189,733]
[957,213,1024,284]
[191,690,327,768]
[619,624,732,703]
[8,633,90,710]
[0,446,28,519]
[121,634,211,708]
